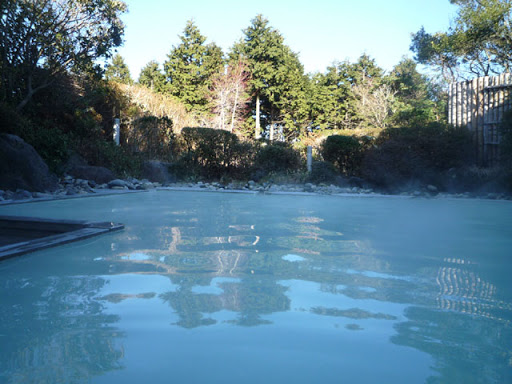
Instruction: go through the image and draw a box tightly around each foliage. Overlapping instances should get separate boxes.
[105,54,133,84]
[308,66,351,130]
[253,142,302,173]
[387,58,443,126]
[126,116,174,160]
[0,102,69,173]
[306,161,340,184]
[321,135,364,176]
[410,0,512,80]
[231,15,309,139]
[138,61,167,92]
[0,0,127,111]
[362,123,474,190]
[308,54,390,131]
[175,127,254,180]
[164,21,224,115]
[72,136,141,178]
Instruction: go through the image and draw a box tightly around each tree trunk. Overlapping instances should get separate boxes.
[269,105,274,141]
[230,82,240,133]
[255,94,261,139]
[16,74,50,112]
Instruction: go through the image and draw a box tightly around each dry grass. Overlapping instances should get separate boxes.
[116,83,198,132]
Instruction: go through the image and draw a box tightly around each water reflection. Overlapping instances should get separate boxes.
[0,271,124,383]
[0,192,511,383]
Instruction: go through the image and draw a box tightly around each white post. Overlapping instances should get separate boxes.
[307,146,313,173]
[113,118,120,146]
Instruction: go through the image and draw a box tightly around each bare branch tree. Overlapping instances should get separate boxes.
[209,61,250,133]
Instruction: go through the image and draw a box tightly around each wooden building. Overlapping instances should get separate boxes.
[448,74,512,165]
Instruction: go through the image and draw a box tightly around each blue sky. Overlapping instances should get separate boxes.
[117,0,457,79]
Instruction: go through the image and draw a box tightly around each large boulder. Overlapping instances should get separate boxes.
[68,165,116,184]
[0,134,58,192]
[63,153,116,184]
[142,160,176,184]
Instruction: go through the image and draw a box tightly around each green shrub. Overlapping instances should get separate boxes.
[127,116,175,160]
[253,142,302,174]
[362,122,474,190]
[0,102,70,173]
[177,127,254,180]
[25,126,70,174]
[76,138,142,178]
[321,135,363,176]
[307,161,340,184]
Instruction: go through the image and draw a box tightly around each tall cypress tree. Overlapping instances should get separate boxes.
[164,20,223,114]
[232,15,308,140]
[138,60,166,92]
[309,64,352,130]
[105,54,133,84]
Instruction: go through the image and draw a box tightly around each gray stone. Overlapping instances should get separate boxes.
[426,185,438,193]
[66,187,78,196]
[0,134,58,192]
[13,189,32,200]
[304,183,315,192]
[69,165,115,184]
[108,179,127,188]
[33,192,52,199]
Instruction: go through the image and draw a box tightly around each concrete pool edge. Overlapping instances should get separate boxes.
[0,216,124,261]
[0,189,146,206]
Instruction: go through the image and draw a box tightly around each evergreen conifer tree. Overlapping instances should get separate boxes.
[232,15,308,140]
[138,60,166,92]
[105,54,133,84]
[164,20,223,114]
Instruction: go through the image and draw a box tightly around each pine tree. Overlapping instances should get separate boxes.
[105,54,133,84]
[387,58,440,126]
[231,15,308,140]
[138,60,166,92]
[309,64,352,130]
[163,20,223,115]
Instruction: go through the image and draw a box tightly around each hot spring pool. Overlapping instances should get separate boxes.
[0,190,511,383]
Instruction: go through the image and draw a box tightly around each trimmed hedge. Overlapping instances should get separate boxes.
[174,127,254,180]
[362,122,474,190]
[253,142,302,173]
[321,135,363,176]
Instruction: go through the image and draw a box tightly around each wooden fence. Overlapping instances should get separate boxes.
[448,73,512,165]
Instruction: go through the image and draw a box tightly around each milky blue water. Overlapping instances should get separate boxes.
[0,191,511,384]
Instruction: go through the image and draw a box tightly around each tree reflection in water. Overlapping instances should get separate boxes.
[0,272,124,383]
[1,192,511,383]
